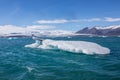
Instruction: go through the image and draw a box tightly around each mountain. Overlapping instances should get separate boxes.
[76,25,120,36]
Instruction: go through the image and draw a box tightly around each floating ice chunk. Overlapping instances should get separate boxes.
[8,37,18,40]
[25,39,110,55]
[118,36,120,37]
[67,36,71,38]
[26,66,33,72]
[25,40,41,48]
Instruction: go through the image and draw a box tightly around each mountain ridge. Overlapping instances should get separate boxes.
[76,25,120,36]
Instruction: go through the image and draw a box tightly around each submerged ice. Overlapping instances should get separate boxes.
[25,39,110,54]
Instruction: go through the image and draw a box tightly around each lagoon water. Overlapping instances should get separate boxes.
[0,36,120,80]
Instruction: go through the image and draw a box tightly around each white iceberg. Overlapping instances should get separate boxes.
[25,39,110,55]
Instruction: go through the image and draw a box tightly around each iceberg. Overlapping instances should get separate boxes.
[25,39,110,55]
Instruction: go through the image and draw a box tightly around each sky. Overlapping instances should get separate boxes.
[0,0,120,31]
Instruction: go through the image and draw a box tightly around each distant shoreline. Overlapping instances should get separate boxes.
[0,34,120,38]
[0,35,31,38]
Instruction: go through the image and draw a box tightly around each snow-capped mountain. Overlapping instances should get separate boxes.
[76,25,120,36]
[94,25,120,30]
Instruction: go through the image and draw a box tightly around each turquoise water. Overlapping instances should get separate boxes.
[0,37,120,80]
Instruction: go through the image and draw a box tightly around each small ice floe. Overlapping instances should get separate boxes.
[117,36,120,37]
[26,66,33,72]
[89,35,93,37]
[8,37,12,40]
[8,37,18,40]
[101,36,107,38]
[67,36,71,38]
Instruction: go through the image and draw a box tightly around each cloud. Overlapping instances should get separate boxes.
[0,25,25,34]
[37,19,69,24]
[81,18,101,22]
[36,18,101,24]
[0,25,56,34]
[105,17,120,22]
[26,25,55,30]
